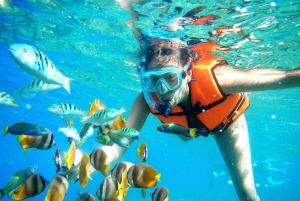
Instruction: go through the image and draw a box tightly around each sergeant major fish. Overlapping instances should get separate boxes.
[48,103,87,117]
[0,90,18,107]
[9,44,73,94]
[15,80,62,98]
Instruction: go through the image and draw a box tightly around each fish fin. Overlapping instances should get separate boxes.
[103,163,110,176]
[102,128,109,135]
[80,117,88,125]
[136,148,141,156]
[21,93,36,99]
[189,128,197,138]
[68,119,74,126]
[87,167,92,180]
[56,166,61,173]
[3,125,9,136]
[21,148,30,157]
[74,178,79,184]
[124,188,129,196]
[14,90,22,99]
[63,77,73,95]
[18,135,31,149]
[155,173,162,182]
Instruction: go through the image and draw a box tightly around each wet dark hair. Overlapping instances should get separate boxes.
[140,38,191,71]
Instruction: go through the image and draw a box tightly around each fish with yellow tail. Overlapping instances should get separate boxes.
[45,174,68,201]
[94,134,114,146]
[136,142,148,162]
[110,163,130,201]
[107,127,140,140]
[96,175,119,201]
[0,90,18,107]
[12,173,49,201]
[77,190,95,201]
[0,166,38,199]
[151,186,169,201]
[9,44,73,94]
[89,148,110,177]
[65,140,76,169]
[18,132,56,150]
[127,164,161,188]
[79,152,92,188]
[81,107,126,126]
[157,122,197,137]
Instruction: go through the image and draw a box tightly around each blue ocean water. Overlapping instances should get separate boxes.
[0,0,300,201]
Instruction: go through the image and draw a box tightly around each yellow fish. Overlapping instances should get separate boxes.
[110,163,129,200]
[89,148,110,176]
[12,174,49,201]
[79,152,92,188]
[45,174,68,201]
[64,140,76,169]
[127,164,161,188]
[18,133,55,150]
[136,142,148,162]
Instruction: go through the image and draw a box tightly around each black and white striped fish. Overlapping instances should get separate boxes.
[9,44,73,94]
[48,103,87,117]
[0,90,18,107]
[16,80,62,98]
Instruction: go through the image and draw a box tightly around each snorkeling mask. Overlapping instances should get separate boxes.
[138,53,191,117]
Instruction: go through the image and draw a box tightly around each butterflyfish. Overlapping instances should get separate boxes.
[18,132,56,150]
[151,186,169,201]
[45,174,68,201]
[127,164,161,188]
[76,190,95,201]
[54,147,62,173]
[9,44,73,94]
[64,140,76,169]
[12,173,49,201]
[96,175,118,201]
[4,122,50,136]
[79,152,92,188]
[0,166,38,199]
[89,148,110,176]
[136,142,148,162]
[110,163,129,201]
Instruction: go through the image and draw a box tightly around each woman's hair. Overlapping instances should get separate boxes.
[141,38,191,70]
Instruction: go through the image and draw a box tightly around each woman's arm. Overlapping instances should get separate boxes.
[101,92,150,163]
[215,66,300,94]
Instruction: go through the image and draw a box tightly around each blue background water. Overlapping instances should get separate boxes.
[0,0,300,200]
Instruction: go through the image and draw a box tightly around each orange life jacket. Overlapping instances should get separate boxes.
[149,41,250,136]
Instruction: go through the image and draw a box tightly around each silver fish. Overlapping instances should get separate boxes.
[9,44,72,94]
[48,103,86,117]
[0,90,18,107]
[54,147,62,173]
[16,80,61,98]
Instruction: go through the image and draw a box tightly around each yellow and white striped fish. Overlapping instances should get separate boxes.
[9,44,73,94]
[0,90,18,107]
[16,80,61,98]
[48,103,87,117]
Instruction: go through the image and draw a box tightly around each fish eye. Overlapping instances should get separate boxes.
[22,48,27,52]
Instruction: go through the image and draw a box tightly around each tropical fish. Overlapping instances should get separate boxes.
[81,107,126,126]
[45,174,68,201]
[136,142,148,162]
[96,175,118,201]
[151,186,169,201]
[79,152,92,188]
[89,148,110,177]
[94,134,114,146]
[157,123,196,137]
[54,147,62,173]
[3,122,50,136]
[108,127,140,139]
[0,166,38,199]
[193,14,220,25]
[127,164,161,188]
[15,80,61,98]
[0,90,18,107]
[18,132,56,150]
[58,126,81,141]
[9,44,73,94]
[62,118,74,127]
[48,103,86,117]
[110,163,129,201]
[65,140,76,169]
[106,131,131,149]
[12,173,49,201]
[76,190,95,201]
[61,164,79,181]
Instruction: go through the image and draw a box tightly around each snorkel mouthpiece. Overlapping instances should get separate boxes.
[157,100,172,117]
